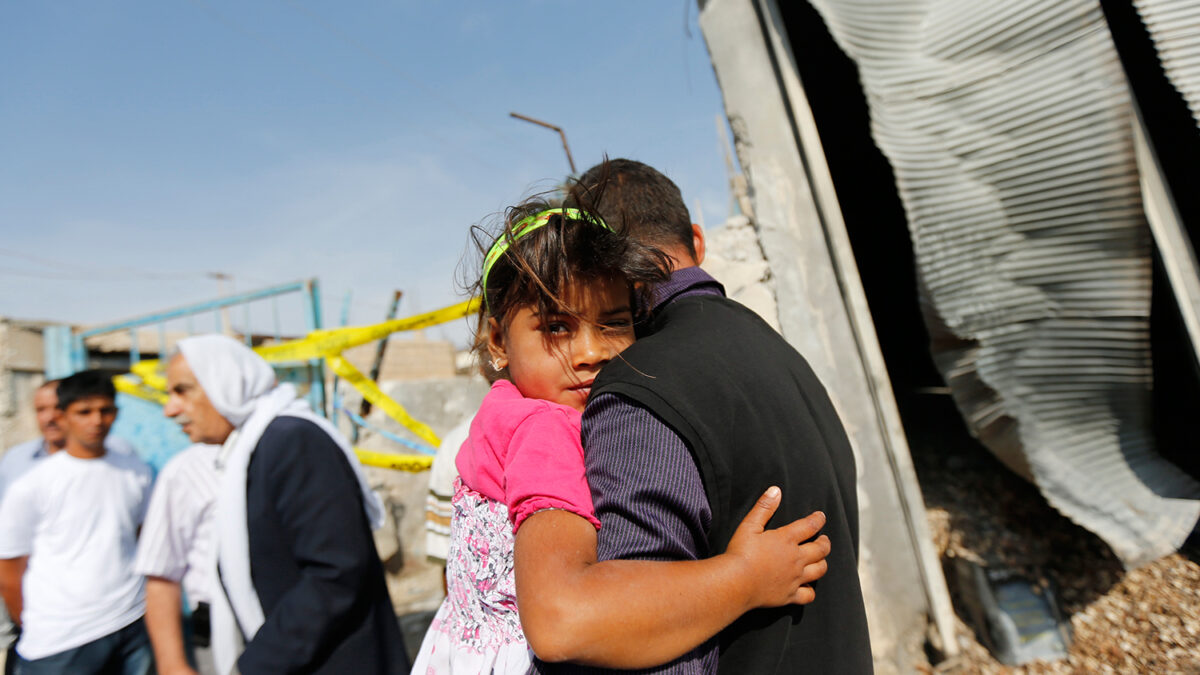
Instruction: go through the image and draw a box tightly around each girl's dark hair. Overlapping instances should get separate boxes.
[468,198,670,379]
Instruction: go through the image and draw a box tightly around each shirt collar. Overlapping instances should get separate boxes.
[649,266,726,314]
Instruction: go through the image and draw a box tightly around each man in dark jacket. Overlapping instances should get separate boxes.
[164,334,409,675]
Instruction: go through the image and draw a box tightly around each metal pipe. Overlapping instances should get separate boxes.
[360,290,404,419]
[303,279,327,418]
[351,290,404,444]
[78,280,312,338]
[510,112,577,174]
[157,323,168,360]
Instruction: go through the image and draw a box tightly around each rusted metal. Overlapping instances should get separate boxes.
[509,112,577,174]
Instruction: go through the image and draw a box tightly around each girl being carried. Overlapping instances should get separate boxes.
[413,203,830,673]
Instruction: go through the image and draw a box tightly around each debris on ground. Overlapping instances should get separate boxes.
[907,395,1200,675]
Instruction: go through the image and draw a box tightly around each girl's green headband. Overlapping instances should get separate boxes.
[481,207,611,311]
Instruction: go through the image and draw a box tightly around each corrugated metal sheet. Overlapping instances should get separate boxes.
[1134,0,1200,124]
[803,0,1200,566]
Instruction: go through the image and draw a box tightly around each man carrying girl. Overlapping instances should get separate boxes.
[414,191,844,673]
[526,159,874,673]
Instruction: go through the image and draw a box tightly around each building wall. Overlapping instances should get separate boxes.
[0,319,48,453]
[699,0,955,670]
[341,337,458,382]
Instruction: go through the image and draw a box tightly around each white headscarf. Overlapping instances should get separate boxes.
[177,335,384,675]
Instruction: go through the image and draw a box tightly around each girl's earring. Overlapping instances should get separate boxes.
[490,358,506,372]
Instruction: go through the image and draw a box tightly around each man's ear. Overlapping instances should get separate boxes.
[691,223,706,266]
[486,317,508,369]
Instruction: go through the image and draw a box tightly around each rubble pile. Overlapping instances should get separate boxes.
[910,396,1200,674]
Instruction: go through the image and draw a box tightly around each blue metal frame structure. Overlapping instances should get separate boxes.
[49,279,326,410]
[42,279,326,469]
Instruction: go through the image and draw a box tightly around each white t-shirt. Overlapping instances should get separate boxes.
[0,435,137,498]
[0,449,154,660]
[133,443,220,608]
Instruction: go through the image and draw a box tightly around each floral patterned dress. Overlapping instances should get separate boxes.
[411,381,599,674]
[410,478,534,674]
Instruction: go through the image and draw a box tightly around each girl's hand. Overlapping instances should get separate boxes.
[725,486,831,609]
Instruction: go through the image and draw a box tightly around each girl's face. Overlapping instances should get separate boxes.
[488,276,634,412]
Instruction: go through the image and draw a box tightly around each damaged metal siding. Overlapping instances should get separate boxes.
[1134,0,1200,124]
[794,0,1200,566]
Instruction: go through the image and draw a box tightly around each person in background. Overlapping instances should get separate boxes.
[0,380,64,675]
[0,380,139,674]
[164,335,409,675]
[412,202,830,673]
[134,442,221,675]
[0,379,138,495]
[0,371,155,675]
[425,329,486,570]
[425,416,472,563]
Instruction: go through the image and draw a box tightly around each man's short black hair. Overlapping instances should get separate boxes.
[56,370,117,410]
[566,158,695,257]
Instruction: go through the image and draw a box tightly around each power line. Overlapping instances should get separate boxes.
[0,247,211,281]
[0,266,135,281]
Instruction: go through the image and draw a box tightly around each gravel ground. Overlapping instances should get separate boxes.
[905,394,1200,675]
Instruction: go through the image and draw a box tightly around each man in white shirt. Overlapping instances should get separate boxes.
[0,379,137,674]
[0,371,154,675]
[0,380,137,496]
[134,443,220,675]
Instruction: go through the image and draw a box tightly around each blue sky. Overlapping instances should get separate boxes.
[0,1,734,346]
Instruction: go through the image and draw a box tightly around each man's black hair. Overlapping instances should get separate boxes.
[566,158,695,257]
[56,370,117,410]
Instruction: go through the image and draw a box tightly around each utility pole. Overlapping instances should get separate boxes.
[209,272,235,336]
[352,290,404,443]
[510,112,577,175]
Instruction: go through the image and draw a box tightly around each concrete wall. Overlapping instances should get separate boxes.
[701,214,782,333]
[0,319,49,453]
[341,337,458,382]
[699,0,955,670]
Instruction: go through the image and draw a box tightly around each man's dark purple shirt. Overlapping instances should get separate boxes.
[550,267,725,674]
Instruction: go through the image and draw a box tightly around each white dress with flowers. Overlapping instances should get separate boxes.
[410,478,534,674]
[412,380,599,674]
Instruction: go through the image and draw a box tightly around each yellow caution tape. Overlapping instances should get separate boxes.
[256,298,480,363]
[325,354,441,447]
[113,376,431,473]
[130,360,166,391]
[113,375,168,405]
[354,447,433,473]
[109,298,480,469]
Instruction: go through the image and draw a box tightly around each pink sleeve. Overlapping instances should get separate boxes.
[505,407,600,532]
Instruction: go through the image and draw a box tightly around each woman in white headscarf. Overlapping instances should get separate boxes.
[168,335,408,675]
